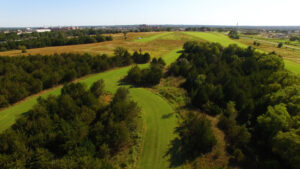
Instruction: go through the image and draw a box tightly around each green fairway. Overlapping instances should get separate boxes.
[183,31,247,47]
[134,88,178,169]
[135,32,173,42]
[284,60,300,74]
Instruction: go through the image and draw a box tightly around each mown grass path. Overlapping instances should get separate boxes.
[132,88,178,169]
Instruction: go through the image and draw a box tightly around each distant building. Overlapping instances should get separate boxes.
[35,29,51,33]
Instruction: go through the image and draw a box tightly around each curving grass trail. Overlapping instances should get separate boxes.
[133,88,178,169]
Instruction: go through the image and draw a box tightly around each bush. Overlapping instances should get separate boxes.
[228,30,239,39]
[90,79,105,98]
[132,51,150,64]
[0,82,140,168]
[232,148,245,163]
[177,113,217,158]
[124,58,165,86]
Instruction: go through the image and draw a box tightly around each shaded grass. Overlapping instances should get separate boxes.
[168,111,229,169]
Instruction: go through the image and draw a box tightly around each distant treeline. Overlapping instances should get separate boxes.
[0,34,112,52]
[0,47,151,109]
[290,35,300,41]
[0,81,140,168]
[0,29,119,42]
[169,41,300,169]
[185,27,230,32]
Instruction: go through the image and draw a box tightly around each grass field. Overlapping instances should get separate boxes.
[0,32,186,58]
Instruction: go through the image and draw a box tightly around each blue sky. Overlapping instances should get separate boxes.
[1,0,299,27]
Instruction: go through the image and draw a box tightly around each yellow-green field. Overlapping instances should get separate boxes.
[0,32,197,58]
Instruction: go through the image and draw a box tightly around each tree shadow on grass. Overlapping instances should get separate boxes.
[164,132,199,168]
[161,113,174,119]
[165,124,213,168]
[164,137,187,168]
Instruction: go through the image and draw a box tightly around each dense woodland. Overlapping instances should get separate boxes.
[169,41,300,169]
[185,27,230,32]
[0,47,151,109]
[290,35,300,41]
[0,81,140,169]
[0,29,120,42]
[0,31,112,52]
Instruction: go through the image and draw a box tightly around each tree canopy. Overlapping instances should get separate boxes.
[168,41,300,169]
[0,81,140,169]
[0,48,151,109]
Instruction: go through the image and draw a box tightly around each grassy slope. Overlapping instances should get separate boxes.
[284,60,300,74]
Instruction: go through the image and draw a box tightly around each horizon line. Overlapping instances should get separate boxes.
[1,24,300,29]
